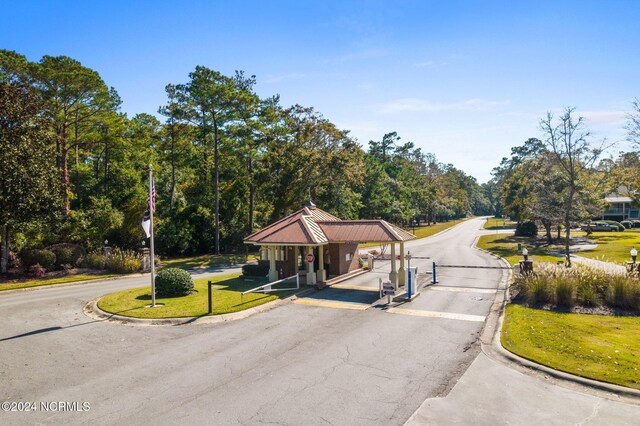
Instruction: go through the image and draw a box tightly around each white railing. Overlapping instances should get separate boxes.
[242,274,300,296]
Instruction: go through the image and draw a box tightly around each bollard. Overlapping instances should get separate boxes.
[208,281,213,314]
[432,262,437,284]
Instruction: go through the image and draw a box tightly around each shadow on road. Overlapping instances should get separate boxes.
[0,319,106,342]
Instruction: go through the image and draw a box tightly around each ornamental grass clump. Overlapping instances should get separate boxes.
[605,276,640,310]
[554,276,576,308]
[156,268,194,297]
[104,248,142,273]
[517,263,640,310]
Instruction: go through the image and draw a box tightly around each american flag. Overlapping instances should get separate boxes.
[148,177,156,213]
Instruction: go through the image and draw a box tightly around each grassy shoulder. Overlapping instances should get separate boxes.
[483,217,517,230]
[160,253,259,269]
[0,253,258,292]
[476,234,561,265]
[97,273,295,318]
[502,304,640,389]
[576,229,640,264]
[0,273,120,292]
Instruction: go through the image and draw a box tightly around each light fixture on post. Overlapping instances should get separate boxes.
[522,247,528,261]
[142,240,146,247]
[631,247,637,264]
[104,239,108,247]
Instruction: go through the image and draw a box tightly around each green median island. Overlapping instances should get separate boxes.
[97,272,297,319]
[502,304,640,390]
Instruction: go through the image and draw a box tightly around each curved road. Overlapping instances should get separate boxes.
[2,218,630,425]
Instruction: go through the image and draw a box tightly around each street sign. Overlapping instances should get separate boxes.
[306,253,315,263]
[382,283,395,296]
[396,255,401,260]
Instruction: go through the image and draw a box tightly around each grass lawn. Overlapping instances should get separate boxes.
[483,217,517,230]
[576,229,640,264]
[476,234,561,265]
[160,253,259,270]
[0,273,120,292]
[0,253,259,293]
[502,304,640,389]
[97,273,297,319]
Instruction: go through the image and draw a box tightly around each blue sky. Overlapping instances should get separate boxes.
[3,0,639,182]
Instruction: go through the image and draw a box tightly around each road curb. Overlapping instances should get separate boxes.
[0,273,148,295]
[84,287,316,326]
[475,243,640,402]
[0,263,253,295]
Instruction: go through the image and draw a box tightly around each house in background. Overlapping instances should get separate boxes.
[602,186,639,221]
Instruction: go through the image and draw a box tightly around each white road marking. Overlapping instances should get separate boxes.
[330,284,380,292]
[294,298,370,310]
[386,307,486,322]
[427,286,497,294]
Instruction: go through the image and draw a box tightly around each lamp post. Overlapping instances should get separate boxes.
[522,247,528,261]
[631,247,637,264]
[104,239,108,247]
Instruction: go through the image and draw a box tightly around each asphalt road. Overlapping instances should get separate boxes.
[1,218,506,425]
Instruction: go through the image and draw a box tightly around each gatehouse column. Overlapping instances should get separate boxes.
[306,246,316,285]
[317,245,326,282]
[398,242,406,286]
[389,243,397,286]
[268,246,277,282]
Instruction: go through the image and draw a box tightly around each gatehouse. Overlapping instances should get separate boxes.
[244,202,415,286]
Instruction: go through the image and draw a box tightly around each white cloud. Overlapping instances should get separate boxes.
[322,48,388,65]
[581,110,628,126]
[412,60,447,68]
[263,72,314,84]
[373,97,511,114]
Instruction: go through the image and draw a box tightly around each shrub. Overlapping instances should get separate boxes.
[605,276,640,310]
[47,243,87,269]
[519,263,640,310]
[104,248,142,274]
[28,264,46,277]
[8,251,19,270]
[577,284,600,307]
[20,249,56,271]
[80,251,107,270]
[621,220,633,229]
[554,277,576,308]
[241,263,270,277]
[528,278,551,304]
[515,221,538,237]
[156,268,194,297]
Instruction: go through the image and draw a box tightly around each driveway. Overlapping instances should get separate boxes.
[1,217,638,425]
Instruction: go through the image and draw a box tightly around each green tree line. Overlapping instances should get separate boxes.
[488,104,640,265]
[0,50,490,272]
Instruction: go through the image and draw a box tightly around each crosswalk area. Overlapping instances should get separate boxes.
[292,281,495,323]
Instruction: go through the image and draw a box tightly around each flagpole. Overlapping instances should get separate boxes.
[149,164,156,307]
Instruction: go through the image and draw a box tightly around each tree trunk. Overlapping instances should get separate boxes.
[543,220,552,245]
[169,123,176,217]
[104,134,109,195]
[74,116,80,207]
[60,125,70,215]
[248,156,254,233]
[214,118,220,255]
[564,186,576,267]
[1,226,9,274]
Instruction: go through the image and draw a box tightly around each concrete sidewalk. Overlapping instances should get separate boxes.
[406,351,640,425]
[570,254,628,274]
[406,247,640,425]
